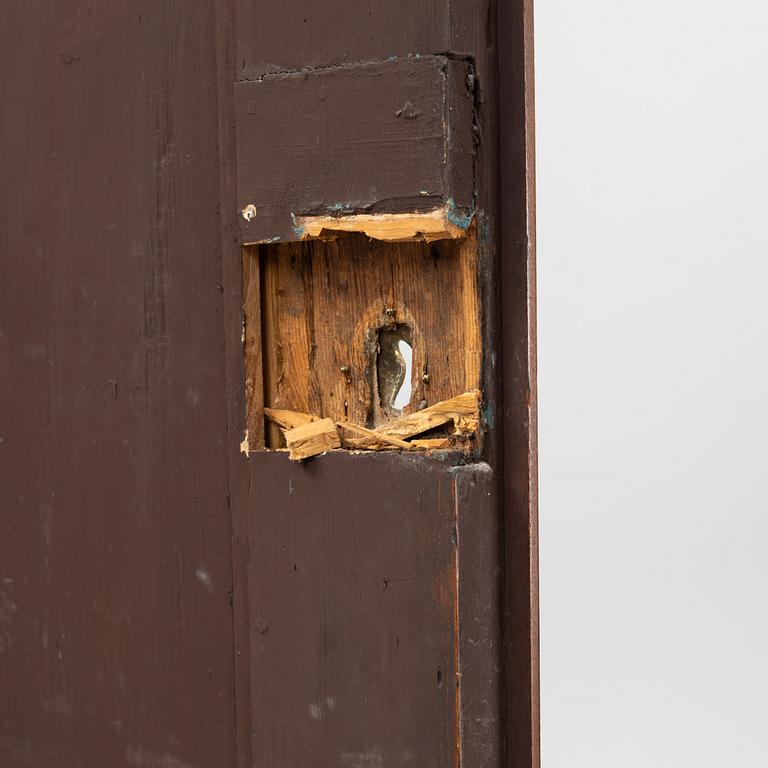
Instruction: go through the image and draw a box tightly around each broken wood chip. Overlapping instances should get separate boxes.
[264,407,316,430]
[409,438,452,451]
[338,422,414,451]
[284,418,340,461]
[264,390,480,458]
[375,390,480,441]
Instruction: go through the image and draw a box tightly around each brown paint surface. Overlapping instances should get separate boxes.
[244,454,499,768]
[0,3,235,767]
[1,1,537,767]
[235,56,474,244]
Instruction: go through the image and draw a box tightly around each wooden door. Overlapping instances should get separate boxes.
[0,2,537,767]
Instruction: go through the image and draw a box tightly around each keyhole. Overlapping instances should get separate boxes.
[376,324,413,415]
[393,340,412,410]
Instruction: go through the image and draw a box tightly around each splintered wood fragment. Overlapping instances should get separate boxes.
[343,438,401,451]
[453,415,479,437]
[409,438,452,450]
[296,208,470,243]
[284,418,340,460]
[264,407,316,430]
[376,390,481,440]
[338,422,414,451]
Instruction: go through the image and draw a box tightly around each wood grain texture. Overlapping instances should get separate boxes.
[376,390,480,440]
[284,418,341,461]
[230,0,539,762]
[245,229,481,449]
[237,0,453,78]
[244,453,499,768]
[0,3,235,766]
[297,209,467,243]
[2,1,538,767]
[235,56,475,244]
[498,1,541,765]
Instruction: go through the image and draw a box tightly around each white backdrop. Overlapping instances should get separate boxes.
[536,2,768,765]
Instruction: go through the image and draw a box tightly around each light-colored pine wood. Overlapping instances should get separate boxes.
[409,438,452,450]
[242,246,265,450]
[253,226,481,449]
[375,390,480,440]
[337,421,414,451]
[284,418,341,461]
[264,407,316,430]
[296,208,468,242]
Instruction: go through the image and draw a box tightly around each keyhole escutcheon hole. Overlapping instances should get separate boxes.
[376,324,413,415]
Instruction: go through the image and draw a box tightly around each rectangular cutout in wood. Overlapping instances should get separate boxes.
[242,220,481,457]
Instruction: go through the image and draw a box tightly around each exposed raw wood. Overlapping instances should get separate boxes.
[297,209,469,243]
[265,392,478,455]
[409,438,452,450]
[376,390,480,440]
[265,407,316,430]
[247,225,481,449]
[284,417,341,460]
[338,421,414,451]
[243,246,265,448]
[453,415,479,437]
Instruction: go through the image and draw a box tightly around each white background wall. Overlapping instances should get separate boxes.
[536,2,768,765]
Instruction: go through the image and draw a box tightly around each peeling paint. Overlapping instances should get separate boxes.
[240,430,250,456]
[290,213,305,239]
[445,198,474,230]
[482,403,494,429]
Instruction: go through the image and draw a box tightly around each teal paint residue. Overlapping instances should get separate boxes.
[290,213,305,240]
[446,198,475,230]
[482,404,494,430]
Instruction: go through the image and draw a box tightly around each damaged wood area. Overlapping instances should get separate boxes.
[243,219,482,457]
[294,207,468,243]
[269,391,479,460]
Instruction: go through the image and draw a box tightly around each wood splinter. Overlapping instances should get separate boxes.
[376,390,480,440]
[264,407,316,430]
[264,390,480,460]
[338,422,413,451]
[283,418,340,461]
